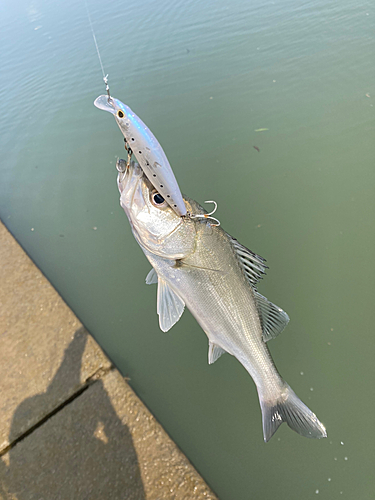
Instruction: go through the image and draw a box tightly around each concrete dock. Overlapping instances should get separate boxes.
[0,221,218,500]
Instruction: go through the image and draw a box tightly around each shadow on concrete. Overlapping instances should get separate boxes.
[0,329,146,500]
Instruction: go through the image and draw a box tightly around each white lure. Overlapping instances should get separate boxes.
[94,95,187,217]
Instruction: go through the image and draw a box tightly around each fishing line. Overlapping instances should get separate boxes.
[85,0,110,97]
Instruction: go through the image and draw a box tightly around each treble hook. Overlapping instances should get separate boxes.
[189,200,221,227]
[116,158,126,173]
[116,158,127,183]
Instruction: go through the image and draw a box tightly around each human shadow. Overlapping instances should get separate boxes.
[0,328,146,500]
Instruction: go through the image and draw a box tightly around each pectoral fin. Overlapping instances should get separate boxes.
[145,268,158,284]
[157,278,185,332]
[208,342,226,364]
[254,291,290,342]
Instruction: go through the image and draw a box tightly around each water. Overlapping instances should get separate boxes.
[1,0,374,498]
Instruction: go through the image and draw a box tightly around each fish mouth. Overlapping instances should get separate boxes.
[117,159,144,211]
[117,159,142,190]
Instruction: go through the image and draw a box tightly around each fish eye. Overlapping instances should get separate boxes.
[151,191,167,207]
[153,193,164,204]
[117,110,124,118]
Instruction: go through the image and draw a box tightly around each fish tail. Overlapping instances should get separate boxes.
[259,383,327,442]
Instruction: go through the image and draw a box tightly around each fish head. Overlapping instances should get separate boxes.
[117,158,196,259]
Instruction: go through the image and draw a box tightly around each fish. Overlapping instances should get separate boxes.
[116,158,327,442]
[254,128,269,132]
[94,95,187,217]
[253,146,260,153]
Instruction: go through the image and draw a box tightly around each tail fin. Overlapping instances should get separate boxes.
[260,384,327,442]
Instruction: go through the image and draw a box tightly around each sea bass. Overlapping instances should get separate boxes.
[117,158,327,442]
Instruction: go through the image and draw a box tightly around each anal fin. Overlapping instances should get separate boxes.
[146,268,158,284]
[208,342,226,364]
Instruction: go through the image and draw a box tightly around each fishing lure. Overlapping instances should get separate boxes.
[85,2,186,217]
[94,95,187,217]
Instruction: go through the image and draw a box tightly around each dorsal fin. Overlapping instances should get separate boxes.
[230,237,268,289]
[254,291,290,342]
[230,236,289,341]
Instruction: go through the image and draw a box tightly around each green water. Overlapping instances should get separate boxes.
[1,0,374,498]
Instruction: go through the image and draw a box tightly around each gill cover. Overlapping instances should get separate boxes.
[118,163,195,259]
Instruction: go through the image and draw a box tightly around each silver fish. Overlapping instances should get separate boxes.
[117,158,327,442]
[94,95,187,217]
